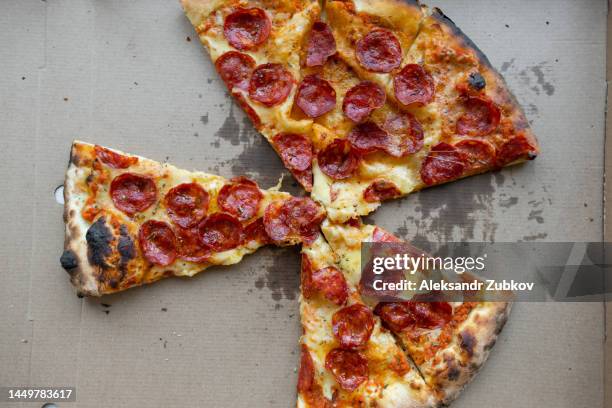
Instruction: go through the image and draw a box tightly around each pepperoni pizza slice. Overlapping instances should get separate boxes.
[315,1,539,221]
[180,0,321,190]
[321,219,511,405]
[298,234,439,407]
[61,141,324,296]
[182,0,540,223]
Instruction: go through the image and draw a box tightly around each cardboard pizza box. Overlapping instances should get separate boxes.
[605,2,612,407]
[0,0,607,407]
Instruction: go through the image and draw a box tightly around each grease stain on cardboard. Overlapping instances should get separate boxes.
[254,246,301,302]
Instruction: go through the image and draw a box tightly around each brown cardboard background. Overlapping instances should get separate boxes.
[0,0,607,407]
[606,2,611,407]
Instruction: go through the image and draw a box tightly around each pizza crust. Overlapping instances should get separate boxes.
[430,301,512,405]
[425,7,540,162]
[61,141,295,296]
[320,220,512,406]
[62,144,103,296]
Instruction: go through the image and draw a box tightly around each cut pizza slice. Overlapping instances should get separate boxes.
[298,234,439,407]
[61,141,325,296]
[311,0,539,222]
[321,219,511,405]
[180,0,321,190]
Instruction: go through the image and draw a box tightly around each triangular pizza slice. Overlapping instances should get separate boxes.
[61,141,324,296]
[298,234,440,407]
[321,219,511,405]
[313,1,539,221]
[180,0,321,190]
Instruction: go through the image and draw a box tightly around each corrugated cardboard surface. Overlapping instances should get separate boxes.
[606,2,611,407]
[0,0,607,407]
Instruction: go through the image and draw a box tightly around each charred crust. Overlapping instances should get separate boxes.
[431,8,493,70]
[69,143,80,167]
[459,330,476,357]
[494,304,511,335]
[118,225,135,279]
[60,249,79,273]
[468,72,486,90]
[86,217,113,270]
[118,225,135,263]
[446,366,460,382]
[483,338,497,352]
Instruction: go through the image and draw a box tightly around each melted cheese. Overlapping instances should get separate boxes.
[67,141,291,292]
[299,235,438,407]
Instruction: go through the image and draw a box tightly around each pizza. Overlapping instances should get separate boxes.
[61,141,325,296]
[321,219,511,405]
[299,234,438,407]
[54,0,533,404]
[181,0,540,222]
[180,0,320,190]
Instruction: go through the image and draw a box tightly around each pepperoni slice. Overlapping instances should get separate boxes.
[420,143,466,186]
[382,112,424,157]
[243,218,270,245]
[224,8,271,51]
[215,51,256,92]
[263,201,290,244]
[264,198,324,244]
[318,139,359,180]
[301,254,314,296]
[410,301,453,329]
[374,301,452,332]
[393,64,435,106]
[217,177,263,222]
[110,173,157,216]
[272,133,313,172]
[454,139,496,173]
[235,93,262,129]
[363,179,401,203]
[164,183,210,229]
[298,344,316,394]
[306,22,337,67]
[138,220,177,266]
[95,145,138,169]
[342,81,386,124]
[296,75,336,118]
[249,63,294,107]
[302,255,349,305]
[347,122,389,155]
[176,226,210,263]
[355,29,402,73]
[280,197,325,244]
[325,349,368,391]
[496,134,537,167]
[292,168,313,192]
[198,213,243,252]
[373,302,413,332]
[346,218,362,228]
[456,97,501,136]
[371,226,401,243]
[332,304,375,349]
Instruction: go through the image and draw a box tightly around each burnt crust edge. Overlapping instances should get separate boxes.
[437,302,513,406]
[62,141,101,297]
[430,7,541,156]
